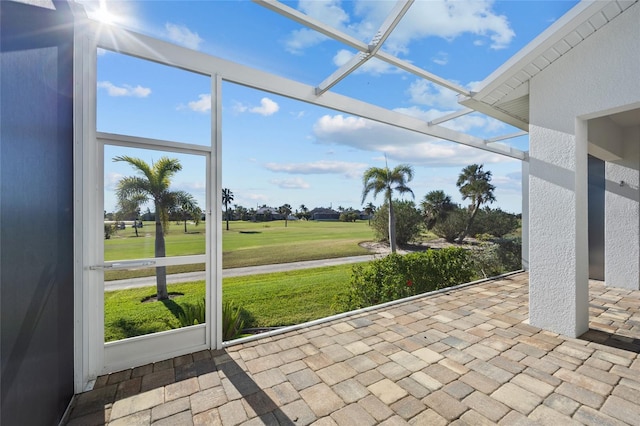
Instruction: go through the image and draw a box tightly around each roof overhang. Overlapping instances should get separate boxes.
[459,0,639,131]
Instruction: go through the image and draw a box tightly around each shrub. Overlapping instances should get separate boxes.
[177,298,206,326]
[470,207,519,238]
[432,208,467,242]
[104,224,115,239]
[337,247,474,310]
[371,200,423,245]
[339,211,359,222]
[470,236,522,278]
[222,300,245,341]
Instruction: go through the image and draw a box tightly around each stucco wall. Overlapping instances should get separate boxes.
[605,125,640,290]
[528,3,640,336]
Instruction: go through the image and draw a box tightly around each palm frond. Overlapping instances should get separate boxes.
[116,176,151,202]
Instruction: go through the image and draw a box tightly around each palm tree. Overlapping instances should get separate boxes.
[363,202,376,226]
[361,163,414,253]
[114,155,182,301]
[299,204,309,220]
[279,204,292,227]
[456,164,496,243]
[174,191,201,233]
[421,190,456,230]
[117,194,146,237]
[222,188,234,230]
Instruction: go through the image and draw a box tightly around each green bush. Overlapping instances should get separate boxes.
[470,207,519,238]
[337,247,474,310]
[371,200,423,245]
[222,300,245,341]
[432,208,467,242]
[177,298,206,326]
[470,237,522,278]
[104,224,115,239]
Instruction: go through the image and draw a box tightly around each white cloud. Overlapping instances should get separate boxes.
[370,0,515,53]
[284,0,515,58]
[264,160,367,179]
[105,172,124,190]
[285,29,329,54]
[492,170,522,193]
[97,81,151,97]
[312,112,510,167]
[164,23,203,50]
[407,80,459,109]
[432,52,449,66]
[269,177,311,189]
[251,98,280,116]
[332,50,400,75]
[187,94,211,112]
[285,0,349,53]
[233,98,279,116]
[244,193,269,203]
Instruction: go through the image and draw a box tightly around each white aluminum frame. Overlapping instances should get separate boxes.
[73,7,528,391]
[315,0,413,95]
[73,18,220,391]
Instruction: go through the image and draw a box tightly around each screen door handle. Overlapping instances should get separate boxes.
[90,260,156,270]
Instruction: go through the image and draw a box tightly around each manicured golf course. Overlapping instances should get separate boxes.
[104,219,375,341]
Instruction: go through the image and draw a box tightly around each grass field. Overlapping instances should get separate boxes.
[105,264,353,341]
[104,219,373,279]
[222,220,373,268]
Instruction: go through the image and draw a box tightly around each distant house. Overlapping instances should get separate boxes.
[309,207,340,221]
[254,206,282,221]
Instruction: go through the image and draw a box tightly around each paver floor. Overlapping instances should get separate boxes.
[66,273,640,425]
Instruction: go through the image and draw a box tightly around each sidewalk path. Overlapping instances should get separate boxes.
[104,254,378,291]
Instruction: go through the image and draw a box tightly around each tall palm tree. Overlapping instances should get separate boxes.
[222,188,234,231]
[114,155,182,301]
[421,190,455,230]
[362,163,414,253]
[174,191,201,233]
[456,164,496,243]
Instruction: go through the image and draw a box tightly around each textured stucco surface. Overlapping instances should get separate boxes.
[528,3,640,336]
[605,125,640,290]
[528,125,588,337]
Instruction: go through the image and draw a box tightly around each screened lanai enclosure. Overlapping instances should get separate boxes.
[1,0,638,424]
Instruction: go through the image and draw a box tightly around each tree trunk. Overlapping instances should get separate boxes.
[225,206,230,231]
[388,197,397,253]
[457,204,479,244]
[154,206,168,300]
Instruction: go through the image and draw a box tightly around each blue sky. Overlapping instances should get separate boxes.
[86,0,579,215]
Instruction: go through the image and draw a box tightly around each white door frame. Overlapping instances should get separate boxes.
[73,19,222,392]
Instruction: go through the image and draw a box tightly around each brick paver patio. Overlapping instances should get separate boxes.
[66,272,640,425]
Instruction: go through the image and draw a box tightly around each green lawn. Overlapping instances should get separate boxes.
[104,281,205,341]
[105,222,205,261]
[223,264,351,327]
[222,220,373,268]
[104,263,353,341]
[104,220,374,279]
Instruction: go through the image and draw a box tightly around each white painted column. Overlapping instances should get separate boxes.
[574,119,590,333]
[605,126,640,290]
[528,120,589,338]
[521,160,529,270]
